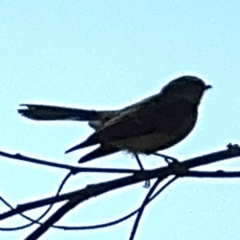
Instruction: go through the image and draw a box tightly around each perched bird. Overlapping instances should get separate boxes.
[18,75,211,165]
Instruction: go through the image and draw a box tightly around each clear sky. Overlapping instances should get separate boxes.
[1,1,240,239]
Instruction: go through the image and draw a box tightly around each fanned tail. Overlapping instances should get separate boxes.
[18,104,112,121]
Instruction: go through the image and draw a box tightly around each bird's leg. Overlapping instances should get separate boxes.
[153,153,178,164]
[134,154,150,188]
[134,153,144,170]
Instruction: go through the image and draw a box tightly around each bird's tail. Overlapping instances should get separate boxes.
[18,104,115,122]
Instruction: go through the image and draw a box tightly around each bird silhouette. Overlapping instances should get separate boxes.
[18,75,211,165]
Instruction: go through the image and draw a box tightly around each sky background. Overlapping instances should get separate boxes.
[1,1,240,239]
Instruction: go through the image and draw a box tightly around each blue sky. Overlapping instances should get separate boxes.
[1,1,240,239]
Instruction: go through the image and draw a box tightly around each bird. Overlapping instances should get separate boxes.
[18,75,211,166]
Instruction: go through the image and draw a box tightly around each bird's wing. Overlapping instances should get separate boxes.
[78,146,119,163]
[66,97,197,152]
[18,104,116,122]
[96,97,197,141]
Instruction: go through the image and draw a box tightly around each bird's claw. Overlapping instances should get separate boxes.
[153,153,178,164]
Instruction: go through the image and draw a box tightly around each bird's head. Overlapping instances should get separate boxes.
[161,75,212,104]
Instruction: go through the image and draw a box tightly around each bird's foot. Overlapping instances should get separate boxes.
[134,154,151,188]
[153,153,178,164]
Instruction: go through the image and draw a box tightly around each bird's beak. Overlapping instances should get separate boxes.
[204,85,212,90]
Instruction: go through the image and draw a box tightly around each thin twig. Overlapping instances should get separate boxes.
[0,150,141,174]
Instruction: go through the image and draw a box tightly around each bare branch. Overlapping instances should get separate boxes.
[1,144,240,239]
